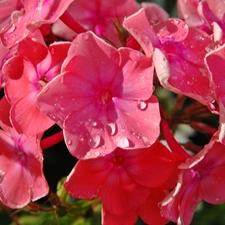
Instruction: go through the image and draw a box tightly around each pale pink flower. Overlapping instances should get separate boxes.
[0,97,49,208]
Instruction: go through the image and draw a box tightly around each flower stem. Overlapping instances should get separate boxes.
[40,131,64,150]
[160,105,192,159]
[60,10,87,34]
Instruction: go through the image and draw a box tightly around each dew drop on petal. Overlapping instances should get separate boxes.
[88,118,97,127]
[118,137,129,148]
[120,126,126,133]
[107,122,117,136]
[88,134,101,148]
[142,136,150,146]
[79,136,84,142]
[137,101,148,110]
[94,151,101,157]
[67,139,72,145]
[86,152,91,157]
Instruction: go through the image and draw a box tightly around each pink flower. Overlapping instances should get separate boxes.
[0,0,22,30]
[64,141,176,222]
[161,136,225,225]
[0,0,74,48]
[123,7,215,106]
[205,45,225,142]
[0,97,49,209]
[102,189,169,225]
[3,36,71,136]
[52,0,140,47]
[37,31,160,159]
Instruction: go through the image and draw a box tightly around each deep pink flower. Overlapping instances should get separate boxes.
[52,0,140,47]
[102,189,169,225]
[0,97,49,209]
[161,136,225,225]
[3,37,71,136]
[64,141,176,217]
[37,31,160,159]
[123,7,215,106]
[0,0,74,48]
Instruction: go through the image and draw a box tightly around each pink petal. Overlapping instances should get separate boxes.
[177,0,203,27]
[153,19,189,44]
[0,162,33,208]
[112,95,160,149]
[4,58,37,104]
[138,189,169,225]
[205,44,225,98]
[161,171,201,225]
[63,31,121,89]
[0,0,74,48]
[124,142,175,188]
[100,166,150,215]
[18,38,48,66]
[0,96,12,132]
[118,47,154,100]
[102,206,138,225]
[200,166,225,204]
[123,8,157,57]
[10,91,54,136]
[64,157,112,200]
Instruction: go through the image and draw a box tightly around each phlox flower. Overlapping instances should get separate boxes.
[0,0,74,48]
[205,44,225,142]
[64,141,176,224]
[178,0,225,37]
[0,0,22,30]
[0,96,49,208]
[123,7,215,106]
[52,0,140,47]
[161,135,225,225]
[3,36,71,136]
[102,189,169,225]
[37,31,160,159]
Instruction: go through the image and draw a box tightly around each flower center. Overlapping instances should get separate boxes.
[112,156,124,166]
[99,89,112,105]
[39,75,48,88]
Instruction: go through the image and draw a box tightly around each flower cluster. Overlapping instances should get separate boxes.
[0,0,225,224]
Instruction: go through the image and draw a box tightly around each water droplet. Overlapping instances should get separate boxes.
[121,126,126,133]
[107,122,117,135]
[67,139,72,145]
[79,136,84,142]
[86,152,91,157]
[88,134,101,148]
[131,131,141,139]
[154,19,189,43]
[118,137,129,148]
[137,101,148,110]
[142,136,150,146]
[88,118,97,127]
[94,151,101,156]
[54,102,61,109]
